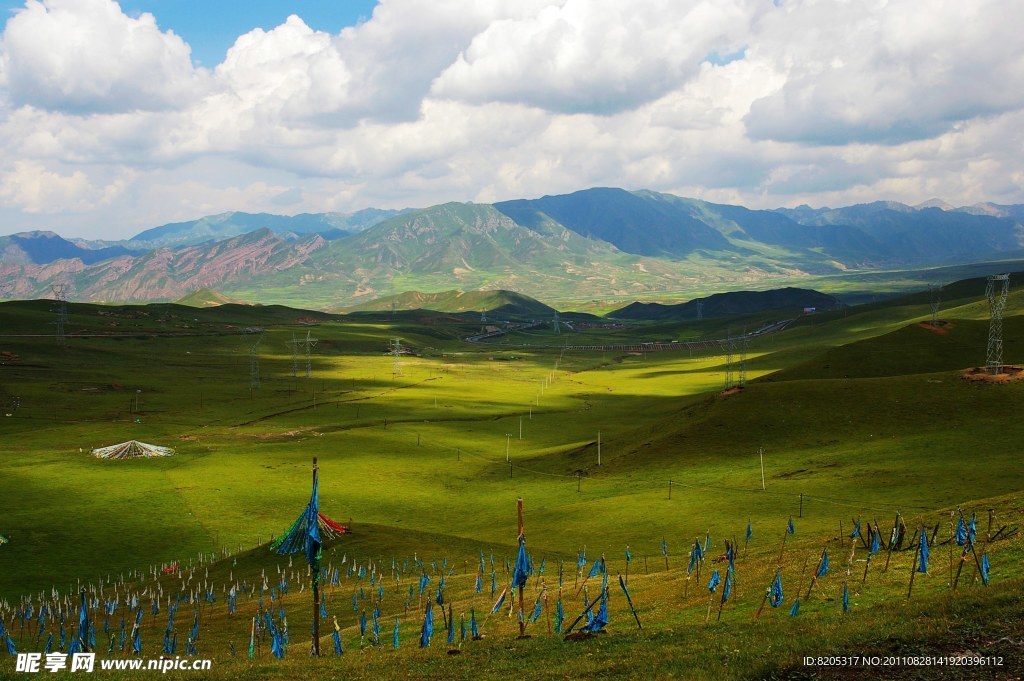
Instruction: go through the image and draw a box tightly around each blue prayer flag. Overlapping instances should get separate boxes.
[513,539,533,589]
[790,598,800,617]
[842,583,850,612]
[981,552,991,585]
[587,557,604,579]
[393,618,400,649]
[708,569,721,593]
[490,591,506,614]
[917,529,930,574]
[419,602,433,648]
[272,470,323,567]
[554,599,564,634]
[817,550,829,578]
[530,597,543,624]
[746,521,753,540]
[769,571,784,607]
[955,517,967,546]
[581,590,608,633]
[788,517,795,535]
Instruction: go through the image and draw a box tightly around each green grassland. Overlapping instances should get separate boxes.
[0,277,1023,679]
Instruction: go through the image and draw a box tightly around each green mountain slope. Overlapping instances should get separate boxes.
[336,288,556,317]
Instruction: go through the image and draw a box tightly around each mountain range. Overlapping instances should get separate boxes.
[0,187,1021,309]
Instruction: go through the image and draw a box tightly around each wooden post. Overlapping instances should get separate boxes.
[311,457,321,657]
[862,526,877,583]
[907,528,920,600]
[799,493,803,518]
[805,547,828,600]
[948,511,955,588]
[883,517,897,573]
[759,447,765,490]
[543,587,551,635]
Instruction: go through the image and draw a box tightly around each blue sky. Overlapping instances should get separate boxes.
[1,0,379,66]
[0,0,1021,240]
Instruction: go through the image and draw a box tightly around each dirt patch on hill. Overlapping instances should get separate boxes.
[961,365,1024,383]
[919,320,954,334]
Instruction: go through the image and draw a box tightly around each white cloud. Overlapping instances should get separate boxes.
[0,0,1023,238]
[431,0,758,114]
[0,160,126,213]
[0,0,210,113]
[742,0,1024,145]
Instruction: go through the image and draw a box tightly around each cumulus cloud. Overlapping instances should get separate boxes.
[0,160,126,213]
[431,0,757,114]
[742,0,1024,145]
[0,0,1023,238]
[0,0,210,113]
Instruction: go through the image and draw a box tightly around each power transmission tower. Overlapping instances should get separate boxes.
[696,300,704,321]
[51,284,68,346]
[928,284,942,323]
[391,301,397,316]
[286,331,318,378]
[738,336,748,387]
[248,332,264,390]
[288,333,299,378]
[301,331,317,377]
[391,338,403,377]
[552,311,560,334]
[480,310,487,333]
[985,274,1010,374]
[724,337,734,390]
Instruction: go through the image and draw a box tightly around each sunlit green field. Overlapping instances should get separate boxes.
[0,278,1022,679]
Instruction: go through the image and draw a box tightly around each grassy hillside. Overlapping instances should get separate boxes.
[335,289,556,318]
[0,278,1022,679]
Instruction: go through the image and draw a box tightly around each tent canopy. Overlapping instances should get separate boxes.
[92,440,175,460]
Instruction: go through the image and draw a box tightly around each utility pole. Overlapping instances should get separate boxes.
[759,447,766,490]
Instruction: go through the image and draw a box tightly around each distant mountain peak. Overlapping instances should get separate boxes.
[916,198,955,211]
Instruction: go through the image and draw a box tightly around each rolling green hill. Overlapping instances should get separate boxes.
[335,289,556,318]
[0,273,1022,679]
